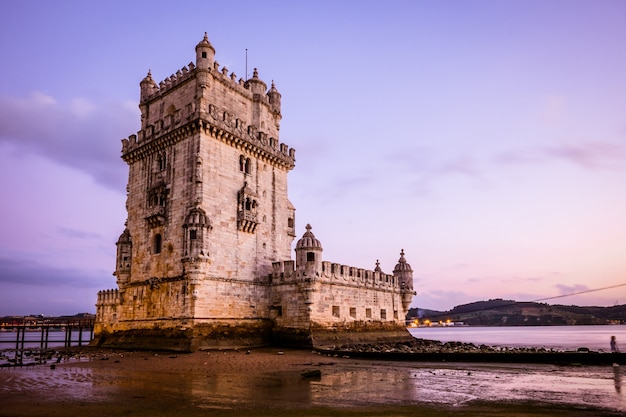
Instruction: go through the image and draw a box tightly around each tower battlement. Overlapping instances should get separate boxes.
[121,57,295,168]
[271,260,404,290]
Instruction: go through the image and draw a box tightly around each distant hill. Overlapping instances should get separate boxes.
[407,299,626,326]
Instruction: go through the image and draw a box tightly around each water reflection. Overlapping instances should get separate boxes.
[2,362,624,413]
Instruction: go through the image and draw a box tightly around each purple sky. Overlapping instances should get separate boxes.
[1,1,625,316]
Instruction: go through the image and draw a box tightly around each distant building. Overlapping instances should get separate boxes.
[94,34,415,351]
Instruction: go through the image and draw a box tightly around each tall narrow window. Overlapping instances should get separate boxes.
[154,234,162,254]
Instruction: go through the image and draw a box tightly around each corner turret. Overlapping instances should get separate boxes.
[246,68,268,96]
[139,71,158,128]
[114,228,132,288]
[195,32,215,70]
[295,224,323,276]
[393,249,416,311]
[140,70,158,102]
[267,80,282,115]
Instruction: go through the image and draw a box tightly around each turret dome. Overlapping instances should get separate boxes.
[117,228,132,245]
[184,207,211,227]
[393,249,413,273]
[296,224,322,250]
[195,32,215,54]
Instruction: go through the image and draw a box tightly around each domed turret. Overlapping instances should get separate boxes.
[296,224,322,251]
[295,224,323,274]
[246,68,267,95]
[140,70,158,102]
[183,207,212,261]
[393,249,412,274]
[195,32,215,70]
[114,228,132,286]
[267,80,282,114]
[393,249,414,290]
[393,249,415,311]
[184,207,211,227]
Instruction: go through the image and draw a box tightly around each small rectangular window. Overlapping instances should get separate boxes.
[365,308,372,318]
[349,307,356,318]
[332,306,340,318]
[307,252,315,262]
[380,309,387,320]
[270,305,282,317]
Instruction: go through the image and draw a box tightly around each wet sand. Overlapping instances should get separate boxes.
[0,347,624,416]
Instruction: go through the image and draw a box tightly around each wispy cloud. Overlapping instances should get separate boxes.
[495,141,626,170]
[555,283,590,295]
[382,147,484,198]
[543,142,626,169]
[57,226,103,241]
[0,254,111,289]
[0,92,136,191]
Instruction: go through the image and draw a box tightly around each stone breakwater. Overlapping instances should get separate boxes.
[326,338,564,354]
[321,338,625,365]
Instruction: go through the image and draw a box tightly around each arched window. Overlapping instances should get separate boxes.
[239,155,245,172]
[158,154,166,171]
[244,158,251,174]
[154,234,162,254]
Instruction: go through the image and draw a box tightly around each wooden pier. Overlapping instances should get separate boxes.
[0,318,94,365]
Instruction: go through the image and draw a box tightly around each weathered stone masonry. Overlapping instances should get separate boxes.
[94,34,416,351]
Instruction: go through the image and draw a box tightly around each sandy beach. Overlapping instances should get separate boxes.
[0,347,624,417]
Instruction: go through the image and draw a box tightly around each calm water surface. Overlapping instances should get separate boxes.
[409,325,625,351]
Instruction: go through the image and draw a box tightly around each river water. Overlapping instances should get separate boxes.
[408,324,625,352]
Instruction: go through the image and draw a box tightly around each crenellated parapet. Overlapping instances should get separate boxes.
[318,262,399,288]
[271,260,296,283]
[122,62,295,169]
[271,259,401,289]
[96,289,120,306]
[140,61,259,106]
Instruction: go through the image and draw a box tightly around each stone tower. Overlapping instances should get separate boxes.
[95,33,296,350]
[95,34,416,351]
